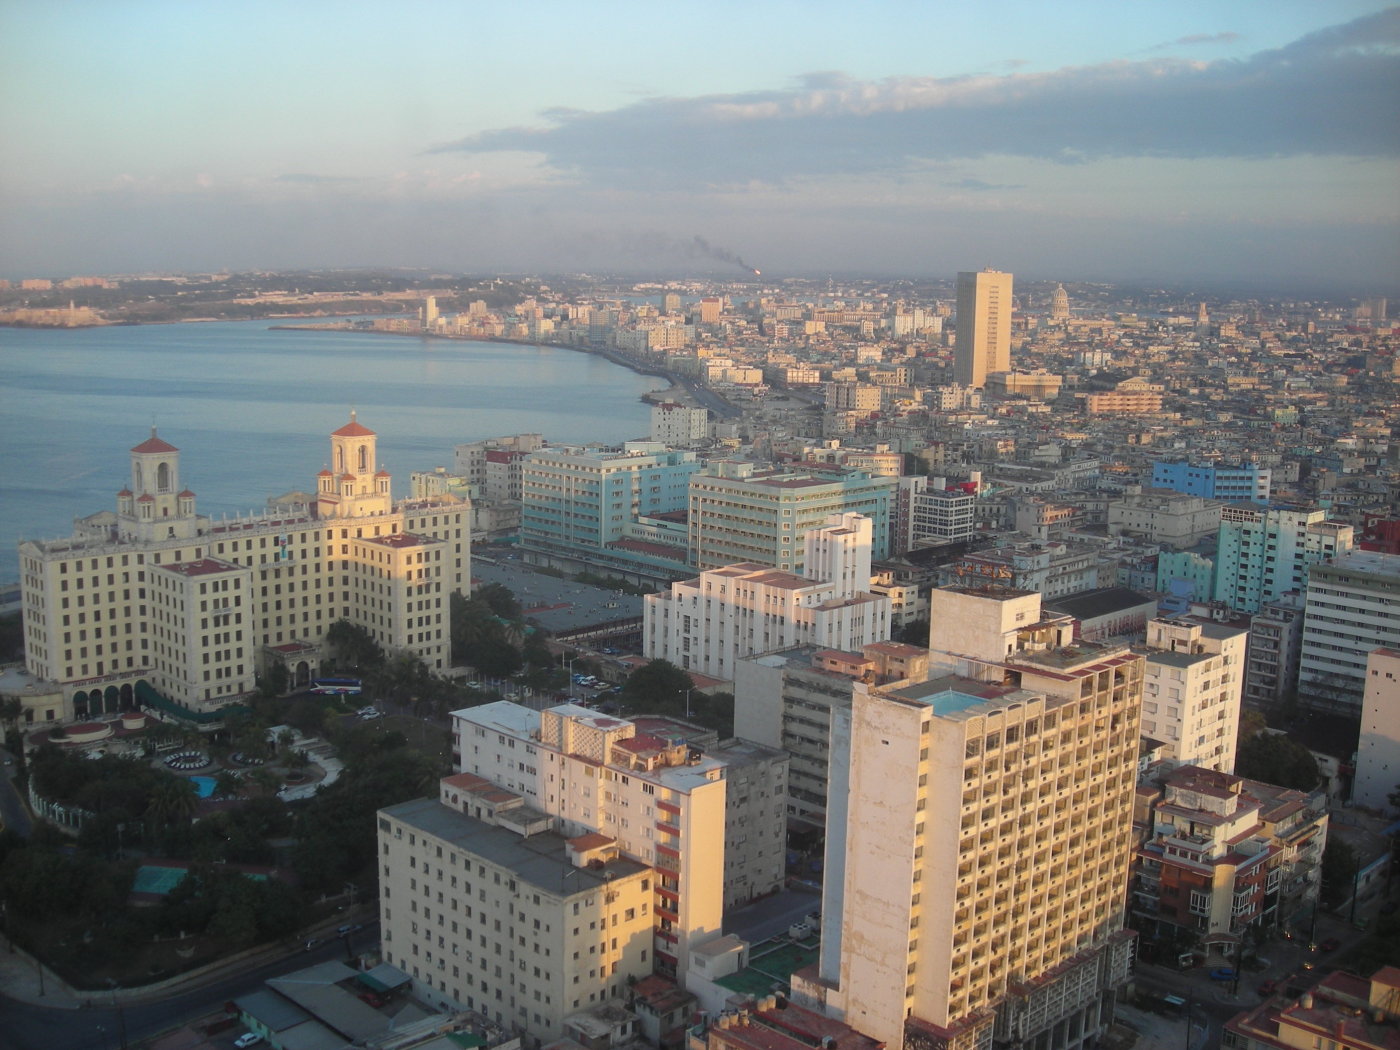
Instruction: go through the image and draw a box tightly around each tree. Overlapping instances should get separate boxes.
[1319,838,1359,909]
[476,582,522,621]
[620,660,693,713]
[0,696,23,733]
[325,619,385,671]
[146,776,200,830]
[257,661,289,699]
[1234,731,1320,791]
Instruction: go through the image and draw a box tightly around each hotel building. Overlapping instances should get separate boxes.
[794,585,1141,1050]
[1140,617,1246,772]
[17,416,469,720]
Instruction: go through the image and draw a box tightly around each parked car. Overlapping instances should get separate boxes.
[337,923,363,936]
[359,990,385,1008]
[303,938,319,951]
[1257,979,1278,996]
[234,1035,265,1049]
[1209,968,1237,981]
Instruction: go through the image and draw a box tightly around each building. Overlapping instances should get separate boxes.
[687,461,896,573]
[789,585,1141,1050]
[519,443,702,577]
[693,997,883,1050]
[17,417,469,719]
[450,700,777,980]
[953,270,1013,388]
[651,403,710,446]
[1298,551,1400,714]
[1213,504,1353,614]
[1242,593,1305,710]
[1226,967,1400,1050]
[1107,490,1223,549]
[1151,461,1272,504]
[1139,618,1247,773]
[644,514,891,682]
[1130,765,1327,955]
[1050,284,1070,322]
[984,370,1062,401]
[910,488,977,548]
[1353,648,1400,813]
[378,783,654,1036]
[1077,379,1164,416]
[734,642,931,831]
[945,541,1106,600]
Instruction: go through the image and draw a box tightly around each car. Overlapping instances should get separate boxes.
[358,990,386,1007]
[1209,968,1237,981]
[1257,979,1278,996]
[1319,937,1341,952]
[337,923,363,936]
[234,1035,265,1049]
[303,938,319,951]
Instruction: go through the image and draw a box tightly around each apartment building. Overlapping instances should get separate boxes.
[518,442,702,578]
[1353,648,1400,811]
[1131,765,1327,954]
[1151,461,1272,504]
[451,701,755,981]
[911,487,977,548]
[1243,593,1305,709]
[378,784,653,1036]
[650,402,710,445]
[1107,490,1223,549]
[17,417,469,719]
[734,642,931,830]
[686,460,896,573]
[790,585,1141,1050]
[1140,618,1247,772]
[1213,504,1353,614]
[643,514,891,681]
[1298,551,1400,714]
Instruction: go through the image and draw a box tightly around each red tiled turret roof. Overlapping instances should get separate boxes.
[332,410,375,437]
[132,427,178,454]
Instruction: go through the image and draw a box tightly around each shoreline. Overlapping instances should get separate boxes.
[269,322,730,413]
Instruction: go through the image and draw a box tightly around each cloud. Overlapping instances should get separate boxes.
[428,9,1400,189]
[274,173,364,184]
[1147,31,1243,52]
[944,177,1026,191]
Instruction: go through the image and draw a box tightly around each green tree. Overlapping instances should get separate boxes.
[1233,731,1320,791]
[476,582,522,621]
[257,660,290,699]
[0,696,23,733]
[147,775,200,830]
[325,619,385,671]
[620,660,694,714]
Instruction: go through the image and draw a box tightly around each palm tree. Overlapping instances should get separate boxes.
[0,696,23,732]
[146,776,199,830]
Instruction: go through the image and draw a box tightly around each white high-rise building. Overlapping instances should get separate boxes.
[650,402,709,445]
[1140,617,1246,772]
[1299,551,1400,714]
[1353,648,1400,811]
[643,513,891,681]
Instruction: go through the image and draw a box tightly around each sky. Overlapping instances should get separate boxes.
[2,1,1398,291]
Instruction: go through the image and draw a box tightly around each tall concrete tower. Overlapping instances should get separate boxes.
[953,269,1013,387]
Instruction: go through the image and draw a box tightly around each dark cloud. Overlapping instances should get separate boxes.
[428,10,1400,188]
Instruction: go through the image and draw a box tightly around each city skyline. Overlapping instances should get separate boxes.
[2,1,1397,290]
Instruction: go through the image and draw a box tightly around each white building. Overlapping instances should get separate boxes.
[643,514,891,681]
[1299,551,1400,714]
[17,417,470,719]
[1140,618,1247,772]
[650,402,709,445]
[451,701,737,981]
[1353,648,1400,811]
[911,487,977,547]
[378,780,654,1036]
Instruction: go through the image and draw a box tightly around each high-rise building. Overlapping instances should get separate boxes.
[650,402,709,445]
[1151,460,1271,504]
[687,460,896,573]
[643,514,891,681]
[17,417,469,719]
[953,269,1013,388]
[1213,504,1353,614]
[1140,617,1247,772]
[792,584,1141,1049]
[1352,647,1400,811]
[1298,551,1400,714]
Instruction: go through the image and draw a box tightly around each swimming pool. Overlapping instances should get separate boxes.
[191,775,217,798]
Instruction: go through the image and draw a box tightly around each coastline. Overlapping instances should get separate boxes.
[268,322,728,413]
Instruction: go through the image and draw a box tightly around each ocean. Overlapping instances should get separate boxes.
[0,320,665,582]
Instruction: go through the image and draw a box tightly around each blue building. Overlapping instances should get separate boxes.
[1151,460,1271,503]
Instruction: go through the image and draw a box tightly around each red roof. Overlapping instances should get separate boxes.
[333,413,375,437]
[117,488,132,497]
[178,489,195,498]
[132,428,178,454]
[317,469,333,477]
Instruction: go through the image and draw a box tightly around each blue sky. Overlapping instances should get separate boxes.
[2,1,1397,289]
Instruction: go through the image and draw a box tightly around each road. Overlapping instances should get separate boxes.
[0,923,379,1050]
[0,748,32,837]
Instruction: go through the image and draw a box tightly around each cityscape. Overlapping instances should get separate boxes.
[1,4,1399,1050]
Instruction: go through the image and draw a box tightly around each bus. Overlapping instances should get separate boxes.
[311,677,362,696]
